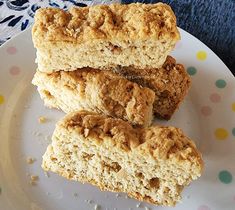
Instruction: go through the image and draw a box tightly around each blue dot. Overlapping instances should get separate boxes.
[232,128,235,137]
[219,170,233,184]
[187,66,197,76]
[215,79,226,88]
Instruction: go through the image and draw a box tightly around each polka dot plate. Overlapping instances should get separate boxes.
[0,27,234,210]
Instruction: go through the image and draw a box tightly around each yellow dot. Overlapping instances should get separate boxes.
[214,128,228,140]
[232,103,235,112]
[196,51,207,61]
[0,95,4,105]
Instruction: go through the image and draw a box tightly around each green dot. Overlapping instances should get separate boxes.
[232,128,235,136]
[187,67,197,76]
[219,170,233,184]
[215,79,226,88]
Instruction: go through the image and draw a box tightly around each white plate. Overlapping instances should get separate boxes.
[0,27,234,210]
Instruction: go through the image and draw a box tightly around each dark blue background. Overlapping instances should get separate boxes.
[122,0,235,75]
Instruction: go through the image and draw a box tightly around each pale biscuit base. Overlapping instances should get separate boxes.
[32,68,155,126]
[114,56,191,119]
[32,3,180,72]
[42,111,203,206]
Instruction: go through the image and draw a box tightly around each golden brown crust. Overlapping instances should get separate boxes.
[61,111,203,163]
[32,3,180,44]
[114,56,191,119]
[42,111,203,206]
[32,68,155,126]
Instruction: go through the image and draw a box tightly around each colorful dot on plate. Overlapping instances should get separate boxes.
[187,66,197,76]
[197,205,210,210]
[232,103,235,112]
[9,66,20,75]
[210,93,221,103]
[219,170,233,184]
[0,95,4,105]
[214,128,228,140]
[232,128,235,137]
[175,41,182,49]
[6,46,17,55]
[215,79,227,88]
[201,106,212,116]
[196,51,207,61]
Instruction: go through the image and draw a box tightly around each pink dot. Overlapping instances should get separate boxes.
[210,93,221,103]
[198,205,210,210]
[233,195,235,201]
[175,41,182,49]
[201,106,212,116]
[6,46,17,55]
[9,66,20,75]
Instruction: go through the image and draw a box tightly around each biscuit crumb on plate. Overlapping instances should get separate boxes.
[26,157,36,164]
[31,175,39,181]
[38,116,46,123]
[115,193,120,198]
[29,175,39,186]
[136,203,141,208]
[94,204,100,210]
[29,180,37,186]
[44,171,50,178]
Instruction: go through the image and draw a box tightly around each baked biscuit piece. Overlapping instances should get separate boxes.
[32,68,155,126]
[42,111,203,206]
[32,3,180,72]
[114,56,191,119]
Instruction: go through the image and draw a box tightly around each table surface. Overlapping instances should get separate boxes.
[0,0,234,75]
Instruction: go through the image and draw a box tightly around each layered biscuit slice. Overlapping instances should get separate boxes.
[114,56,191,119]
[32,68,155,126]
[42,111,203,206]
[32,3,180,72]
